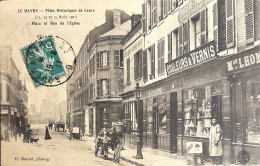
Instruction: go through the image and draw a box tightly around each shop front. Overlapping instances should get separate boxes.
[165,41,229,161]
[224,46,260,165]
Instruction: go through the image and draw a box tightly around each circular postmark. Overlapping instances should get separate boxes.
[21,35,76,87]
[237,150,250,164]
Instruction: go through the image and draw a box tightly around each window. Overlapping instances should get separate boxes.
[114,50,123,68]
[97,79,110,97]
[124,101,137,134]
[97,51,109,69]
[245,0,255,44]
[142,3,147,34]
[90,56,95,75]
[167,32,172,61]
[127,58,130,84]
[173,29,179,59]
[149,44,155,79]
[134,50,142,80]
[143,50,148,82]
[90,84,93,99]
[147,0,151,31]
[151,0,157,27]
[246,77,260,143]
[159,0,164,22]
[157,38,165,76]
[226,0,235,47]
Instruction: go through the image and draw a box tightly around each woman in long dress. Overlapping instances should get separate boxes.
[45,126,52,140]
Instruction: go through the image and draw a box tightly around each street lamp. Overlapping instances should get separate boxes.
[134,83,143,159]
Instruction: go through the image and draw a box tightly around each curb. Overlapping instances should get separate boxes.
[107,151,145,166]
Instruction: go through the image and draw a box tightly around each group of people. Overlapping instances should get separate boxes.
[1,124,20,142]
[48,121,54,130]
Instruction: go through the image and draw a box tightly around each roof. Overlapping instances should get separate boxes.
[100,20,131,37]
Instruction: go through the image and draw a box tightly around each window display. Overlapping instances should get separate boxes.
[246,78,260,143]
[183,86,214,138]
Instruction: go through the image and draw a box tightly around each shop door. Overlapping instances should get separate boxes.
[212,95,222,125]
[152,97,158,149]
[170,92,178,153]
[89,109,93,136]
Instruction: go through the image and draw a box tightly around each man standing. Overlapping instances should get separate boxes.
[209,118,223,165]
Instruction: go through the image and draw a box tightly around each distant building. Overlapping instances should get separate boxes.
[0,46,28,135]
[55,100,67,123]
[66,9,131,136]
[39,99,56,123]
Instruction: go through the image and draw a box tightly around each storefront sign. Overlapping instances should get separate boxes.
[225,46,260,74]
[187,142,203,154]
[1,110,9,114]
[124,38,142,57]
[145,86,166,97]
[166,41,217,76]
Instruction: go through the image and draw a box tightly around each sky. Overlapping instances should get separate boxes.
[0,0,142,111]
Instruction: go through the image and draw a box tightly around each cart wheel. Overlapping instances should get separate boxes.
[95,145,99,156]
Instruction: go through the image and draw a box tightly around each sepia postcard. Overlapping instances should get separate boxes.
[1,0,260,166]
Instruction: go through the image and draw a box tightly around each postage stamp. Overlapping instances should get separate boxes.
[21,36,76,87]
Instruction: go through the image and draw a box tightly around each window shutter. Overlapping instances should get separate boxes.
[226,0,234,47]
[168,32,172,61]
[213,3,218,50]
[107,79,110,95]
[134,53,137,79]
[96,52,100,69]
[200,9,207,46]
[158,42,161,75]
[164,0,167,17]
[245,0,254,44]
[97,80,100,97]
[183,21,189,54]
[179,26,183,56]
[142,3,147,34]
[93,82,95,98]
[172,0,176,12]
[120,49,123,68]
[106,51,109,67]
[143,50,148,82]
[127,58,130,83]
[161,39,165,74]
[154,0,157,26]
[114,50,120,67]
[139,50,143,77]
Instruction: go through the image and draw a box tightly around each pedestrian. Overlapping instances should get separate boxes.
[112,120,124,163]
[4,127,9,142]
[45,126,52,140]
[209,117,223,165]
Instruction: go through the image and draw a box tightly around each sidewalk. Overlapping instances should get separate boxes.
[80,135,213,166]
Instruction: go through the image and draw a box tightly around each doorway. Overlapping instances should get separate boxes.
[170,92,178,153]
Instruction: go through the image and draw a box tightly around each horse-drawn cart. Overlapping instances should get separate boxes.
[55,122,65,132]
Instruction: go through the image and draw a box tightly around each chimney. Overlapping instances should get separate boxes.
[113,9,121,27]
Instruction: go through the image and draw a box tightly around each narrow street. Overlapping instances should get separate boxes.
[1,124,134,166]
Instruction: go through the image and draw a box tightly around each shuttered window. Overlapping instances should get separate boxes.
[245,0,254,44]
[213,3,218,50]
[150,45,155,79]
[96,52,100,69]
[134,50,143,79]
[143,50,148,82]
[127,58,130,84]
[97,80,100,97]
[90,84,93,99]
[183,21,189,54]
[142,3,147,34]
[179,26,183,57]
[114,50,120,67]
[226,0,235,47]
[200,9,207,46]
[151,0,157,27]
[168,32,172,61]
[158,38,165,76]
[120,49,123,68]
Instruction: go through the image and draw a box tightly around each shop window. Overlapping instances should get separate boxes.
[246,78,260,143]
[183,85,220,138]
[147,98,154,133]
[158,95,167,135]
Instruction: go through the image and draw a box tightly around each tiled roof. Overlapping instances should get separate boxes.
[100,20,131,37]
